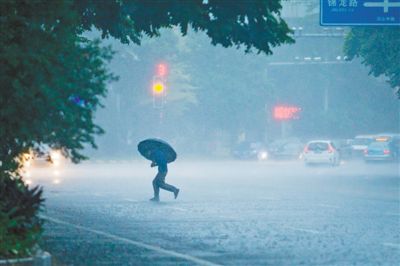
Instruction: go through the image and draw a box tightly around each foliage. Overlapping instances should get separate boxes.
[0,0,113,258]
[73,0,294,55]
[0,173,44,259]
[0,0,116,173]
[344,27,400,96]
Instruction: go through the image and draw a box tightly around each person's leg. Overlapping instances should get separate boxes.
[157,172,179,198]
[159,182,178,193]
[151,174,161,200]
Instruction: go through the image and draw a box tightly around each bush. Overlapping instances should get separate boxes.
[0,173,44,259]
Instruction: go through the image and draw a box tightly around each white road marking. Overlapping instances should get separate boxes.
[215,215,236,220]
[41,215,222,266]
[382,242,400,249]
[124,198,140,203]
[317,204,340,209]
[163,207,236,221]
[385,212,400,216]
[259,197,280,201]
[286,226,322,234]
[166,207,188,212]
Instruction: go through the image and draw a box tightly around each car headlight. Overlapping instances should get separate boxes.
[50,151,61,160]
[50,151,62,166]
[24,160,31,167]
[258,151,268,160]
[22,152,32,167]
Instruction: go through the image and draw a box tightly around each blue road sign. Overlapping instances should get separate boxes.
[320,0,400,25]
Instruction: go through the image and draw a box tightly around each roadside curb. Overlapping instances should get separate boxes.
[0,251,51,266]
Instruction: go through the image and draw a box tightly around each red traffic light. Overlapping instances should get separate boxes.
[156,63,167,77]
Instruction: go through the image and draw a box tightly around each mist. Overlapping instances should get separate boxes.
[84,15,399,161]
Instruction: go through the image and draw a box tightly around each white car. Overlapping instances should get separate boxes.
[303,140,340,166]
[22,149,63,168]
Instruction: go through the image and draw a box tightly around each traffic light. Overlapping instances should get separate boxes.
[152,80,165,95]
[151,62,168,108]
[156,63,167,77]
[152,77,166,108]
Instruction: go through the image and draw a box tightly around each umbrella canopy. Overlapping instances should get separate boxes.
[138,138,177,163]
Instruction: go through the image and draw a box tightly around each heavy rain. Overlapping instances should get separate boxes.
[1,1,399,265]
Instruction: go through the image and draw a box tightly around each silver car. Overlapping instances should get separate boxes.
[303,140,340,166]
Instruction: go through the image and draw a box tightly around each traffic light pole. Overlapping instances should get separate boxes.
[151,62,168,135]
[159,108,164,126]
[281,121,287,139]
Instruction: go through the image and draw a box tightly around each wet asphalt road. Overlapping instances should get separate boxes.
[30,160,399,265]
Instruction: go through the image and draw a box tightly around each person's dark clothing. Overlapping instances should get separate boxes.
[152,150,178,199]
[154,150,168,173]
[152,171,177,198]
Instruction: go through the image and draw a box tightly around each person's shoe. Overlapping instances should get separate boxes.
[174,189,180,199]
[150,197,160,202]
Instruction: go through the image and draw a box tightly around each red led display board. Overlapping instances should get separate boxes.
[273,105,301,120]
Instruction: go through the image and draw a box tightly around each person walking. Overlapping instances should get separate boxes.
[149,149,179,202]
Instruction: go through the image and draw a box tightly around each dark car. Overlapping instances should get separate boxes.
[268,139,303,160]
[364,141,399,162]
[333,139,353,160]
[351,135,376,158]
[232,141,268,161]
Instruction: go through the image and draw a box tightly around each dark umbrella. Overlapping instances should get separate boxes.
[138,138,177,163]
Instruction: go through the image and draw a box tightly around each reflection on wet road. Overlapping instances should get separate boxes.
[39,160,399,265]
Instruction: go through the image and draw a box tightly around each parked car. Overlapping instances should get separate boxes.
[268,138,304,160]
[302,140,340,166]
[351,135,376,158]
[364,140,399,162]
[333,139,353,160]
[364,141,398,162]
[232,141,268,161]
[22,148,64,168]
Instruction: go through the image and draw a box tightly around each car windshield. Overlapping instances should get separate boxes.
[368,142,389,149]
[308,142,329,151]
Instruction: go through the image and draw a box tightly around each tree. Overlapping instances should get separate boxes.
[0,1,114,257]
[1,0,292,257]
[0,0,115,174]
[1,0,293,172]
[73,0,294,55]
[344,27,400,97]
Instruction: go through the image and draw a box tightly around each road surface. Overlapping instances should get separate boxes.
[27,159,399,265]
